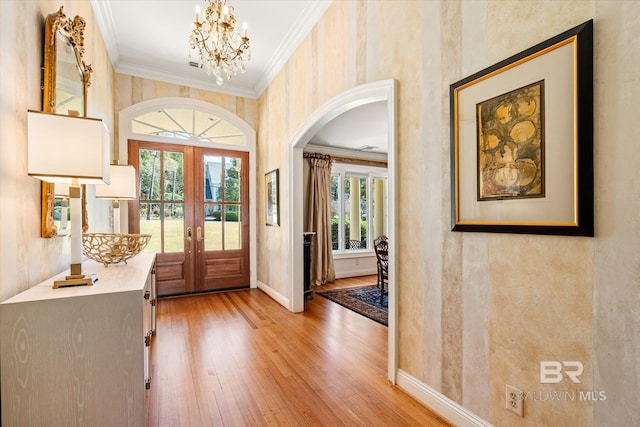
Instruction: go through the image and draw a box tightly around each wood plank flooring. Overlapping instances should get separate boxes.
[146,276,451,426]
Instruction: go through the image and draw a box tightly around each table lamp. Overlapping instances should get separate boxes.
[28,110,110,288]
[95,164,137,233]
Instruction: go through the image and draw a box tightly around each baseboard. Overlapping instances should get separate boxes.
[257,280,289,309]
[334,267,377,279]
[396,370,492,427]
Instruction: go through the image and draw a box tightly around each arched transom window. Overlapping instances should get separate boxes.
[132,108,246,146]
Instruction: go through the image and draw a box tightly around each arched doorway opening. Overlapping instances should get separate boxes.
[287,80,398,382]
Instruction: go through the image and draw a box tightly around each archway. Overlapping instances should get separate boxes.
[118,97,257,288]
[287,80,398,382]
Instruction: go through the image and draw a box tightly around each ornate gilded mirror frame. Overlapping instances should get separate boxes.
[41,6,92,237]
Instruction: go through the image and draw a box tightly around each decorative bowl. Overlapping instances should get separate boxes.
[82,233,152,266]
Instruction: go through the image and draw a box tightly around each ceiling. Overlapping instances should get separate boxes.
[309,101,388,154]
[91,0,387,155]
[91,0,332,99]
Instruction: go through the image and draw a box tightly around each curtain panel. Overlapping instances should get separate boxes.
[305,153,335,285]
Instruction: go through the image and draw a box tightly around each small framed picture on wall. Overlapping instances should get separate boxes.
[265,169,279,226]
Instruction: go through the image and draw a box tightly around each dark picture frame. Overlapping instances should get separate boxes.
[450,20,593,236]
[265,169,279,226]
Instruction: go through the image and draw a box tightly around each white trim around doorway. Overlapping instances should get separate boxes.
[287,80,398,384]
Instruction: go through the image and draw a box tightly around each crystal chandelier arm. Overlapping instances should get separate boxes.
[189,0,250,85]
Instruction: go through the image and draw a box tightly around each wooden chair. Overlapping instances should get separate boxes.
[373,235,388,304]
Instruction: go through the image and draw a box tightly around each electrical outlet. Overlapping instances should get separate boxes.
[505,384,524,417]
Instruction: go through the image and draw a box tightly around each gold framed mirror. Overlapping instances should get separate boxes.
[41,6,92,237]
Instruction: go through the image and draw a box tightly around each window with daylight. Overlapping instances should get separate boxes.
[138,148,185,254]
[331,165,387,254]
[132,108,246,146]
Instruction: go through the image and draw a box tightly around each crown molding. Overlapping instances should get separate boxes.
[90,0,121,66]
[116,63,258,99]
[253,0,333,97]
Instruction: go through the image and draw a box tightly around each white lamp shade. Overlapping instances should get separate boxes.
[95,164,137,200]
[28,110,110,185]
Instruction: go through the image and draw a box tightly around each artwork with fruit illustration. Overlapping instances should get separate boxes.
[476,81,544,200]
[450,20,593,235]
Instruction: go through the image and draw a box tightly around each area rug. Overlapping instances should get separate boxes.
[315,284,388,326]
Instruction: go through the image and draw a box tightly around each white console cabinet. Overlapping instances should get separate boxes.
[1,252,156,426]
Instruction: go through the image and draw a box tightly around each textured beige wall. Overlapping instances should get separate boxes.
[0,0,114,301]
[3,0,638,425]
[484,2,596,426]
[257,72,288,294]
[592,1,640,425]
[257,0,640,426]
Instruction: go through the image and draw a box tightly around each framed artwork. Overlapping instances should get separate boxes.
[450,20,593,236]
[265,169,279,226]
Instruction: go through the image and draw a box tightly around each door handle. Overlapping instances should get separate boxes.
[197,226,205,242]
[185,226,192,242]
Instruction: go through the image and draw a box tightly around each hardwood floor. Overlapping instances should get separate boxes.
[312,274,380,291]
[146,276,450,426]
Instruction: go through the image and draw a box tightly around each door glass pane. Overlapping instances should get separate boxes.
[133,109,192,139]
[203,155,222,202]
[224,157,241,202]
[140,203,161,252]
[164,151,184,201]
[139,149,161,200]
[163,203,184,253]
[139,148,185,254]
[199,115,245,145]
[204,204,222,251]
[133,108,248,146]
[224,205,241,250]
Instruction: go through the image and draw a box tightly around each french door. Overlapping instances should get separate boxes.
[128,140,250,296]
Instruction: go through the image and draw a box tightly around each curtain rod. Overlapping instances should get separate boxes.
[303,151,387,168]
[331,155,387,168]
[303,152,331,160]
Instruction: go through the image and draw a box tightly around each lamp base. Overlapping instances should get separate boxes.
[53,274,98,289]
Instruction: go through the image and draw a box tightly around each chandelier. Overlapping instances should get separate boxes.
[189,0,251,86]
